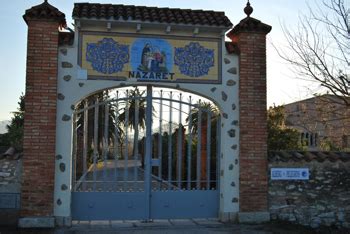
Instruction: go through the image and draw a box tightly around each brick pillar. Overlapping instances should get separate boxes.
[21,1,65,220]
[227,2,272,221]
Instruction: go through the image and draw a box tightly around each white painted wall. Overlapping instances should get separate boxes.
[54,23,239,219]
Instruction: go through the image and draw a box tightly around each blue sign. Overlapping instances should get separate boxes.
[271,168,309,180]
[0,193,20,209]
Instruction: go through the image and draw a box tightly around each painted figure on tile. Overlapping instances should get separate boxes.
[141,43,151,67]
[131,38,173,74]
[139,44,166,73]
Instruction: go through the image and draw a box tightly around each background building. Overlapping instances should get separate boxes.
[284,95,350,151]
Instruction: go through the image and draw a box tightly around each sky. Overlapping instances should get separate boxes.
[0,0,318,121]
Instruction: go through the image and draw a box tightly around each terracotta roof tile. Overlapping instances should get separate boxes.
[73,3,232,27]
[226,17,271,38]
[269,151,350,163]
[23,1,66,27]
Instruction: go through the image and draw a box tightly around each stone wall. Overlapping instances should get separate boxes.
[268,152,350,228]
[0,158,22,225]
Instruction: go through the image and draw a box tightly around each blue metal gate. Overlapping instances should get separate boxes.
[71,85,220,220]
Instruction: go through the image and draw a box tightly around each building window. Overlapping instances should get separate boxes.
[314,133,318,147]
[342,135,350,148]
[301,132,318,147]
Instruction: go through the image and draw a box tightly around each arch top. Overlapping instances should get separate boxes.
[72,84,225,115]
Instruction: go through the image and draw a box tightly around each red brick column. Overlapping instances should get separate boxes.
[227,8,271,215]
[238,32,269,212]
[22,2,66,217]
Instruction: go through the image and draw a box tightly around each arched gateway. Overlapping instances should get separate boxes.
[71,86,222,220]
[20,0,271,227]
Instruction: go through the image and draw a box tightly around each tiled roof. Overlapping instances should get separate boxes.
[226,17,271,37]
[23,1,66,27]
[269,151,350,163]
[72,3,233,27]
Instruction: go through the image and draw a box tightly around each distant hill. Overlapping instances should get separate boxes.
[0,120,9,134]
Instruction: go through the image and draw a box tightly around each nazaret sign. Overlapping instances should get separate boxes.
[79,34,221,83]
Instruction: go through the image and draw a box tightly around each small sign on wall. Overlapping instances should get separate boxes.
[271,168,309,180]
[0,193,20,209]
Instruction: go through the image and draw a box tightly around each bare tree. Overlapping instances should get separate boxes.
[276,0,350,105]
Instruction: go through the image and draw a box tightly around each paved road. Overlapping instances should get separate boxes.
[0,219,323,234]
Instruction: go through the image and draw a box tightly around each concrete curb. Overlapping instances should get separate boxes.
[238,212,270,224]
[18,217,55,228]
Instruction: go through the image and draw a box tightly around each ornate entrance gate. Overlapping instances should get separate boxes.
[71,86,221,220]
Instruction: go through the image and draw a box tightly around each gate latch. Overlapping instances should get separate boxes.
[151,159,160,167]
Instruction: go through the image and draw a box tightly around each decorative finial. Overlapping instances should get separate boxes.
[244,0,253,17]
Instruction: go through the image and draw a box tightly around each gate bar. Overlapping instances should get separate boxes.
[187,96,192,190]
[196,101,202,189]
[82,100,88,191]
[72,113,77,191]
[144,85,153,219]
[158,90,163,190]
[167,92,173,190]
[93,97,99,191]
[134,97,139,191]
[124,90,129,191]
[114,91,119,191]
[206,111,211,190]
[177,93,183,189]
[103,101,109,191]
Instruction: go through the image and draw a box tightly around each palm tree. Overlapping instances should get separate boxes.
[186,101,219,187]
[72,90,125,183]
[75,91,125,168]
[118,88,147,159]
